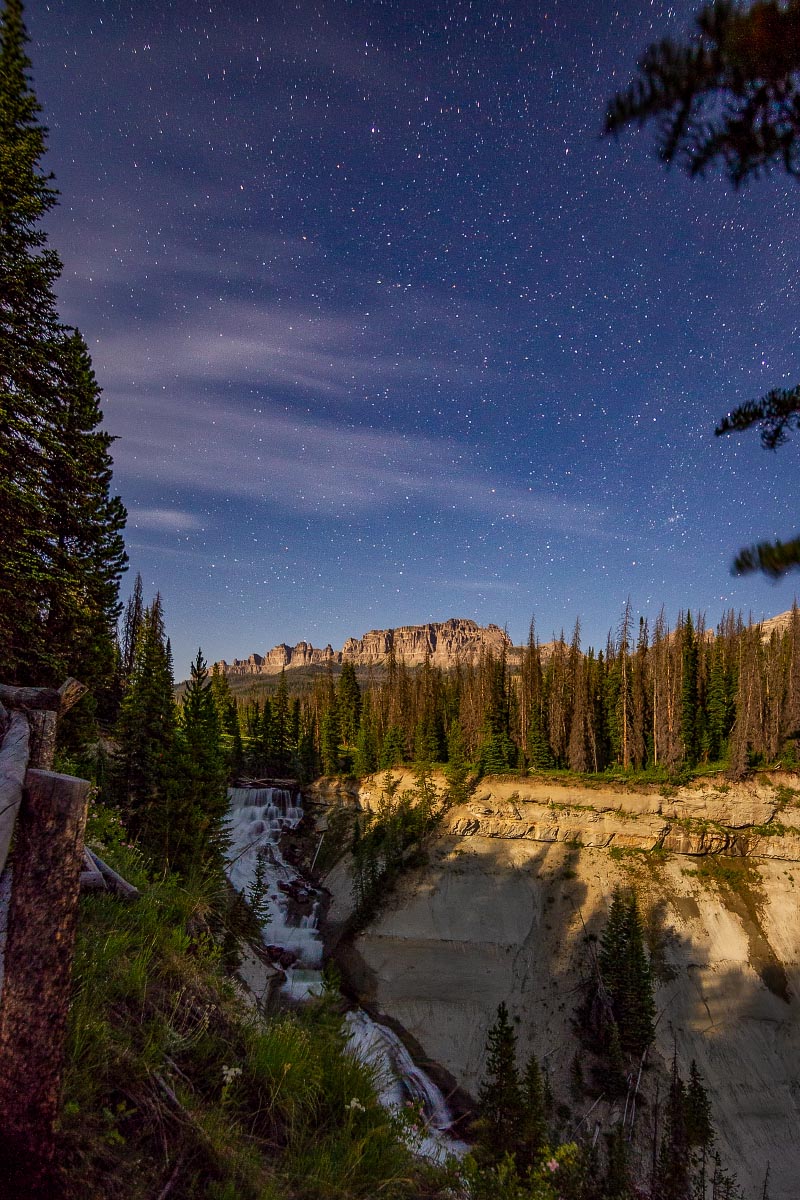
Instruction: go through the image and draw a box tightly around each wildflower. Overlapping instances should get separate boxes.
[221,1065,242,1085]
[547,1158,558,1172]
[346,1097,366,1112]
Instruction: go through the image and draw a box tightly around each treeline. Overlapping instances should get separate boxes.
[228,604,800,782]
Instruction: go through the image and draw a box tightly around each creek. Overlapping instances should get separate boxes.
[225,786,466,1163]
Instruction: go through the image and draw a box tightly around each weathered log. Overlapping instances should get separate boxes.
[0,768,90,1197]
[57,676,88,713]
[0,677,87,713]
[86,848,140,899]
[0,710,31,875]
[79,847,106,891]
[27,708,58,770]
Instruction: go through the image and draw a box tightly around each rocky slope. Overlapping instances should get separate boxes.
[215,618,511,677]
[311,770,800,1198]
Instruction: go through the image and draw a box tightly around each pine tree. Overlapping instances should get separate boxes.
[337,660,362,745]
[40,329,127,707]
[271,669,292,775]
[0,4,126,689]
[353,699,378,775]
[320,701,342,775]
[210,662,244,779]
[170,649,230,877]
[0,0,62,678]
[604,1124,633,1200]
[379,723,405,769]
[476,1002,523,1163]
[681,613,700,765]
[444,719,471,804]
[657,1050,691,1200]
[120,573,144,688]
[517,1050,548,1170]
[599,888,656,1057]
[114,594,176,851]
[684,1059,712,1150]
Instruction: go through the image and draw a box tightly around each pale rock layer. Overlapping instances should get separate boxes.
[215,618,511,677]
[314,770,800,1198]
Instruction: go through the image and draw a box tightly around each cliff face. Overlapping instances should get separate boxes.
[314,771,800,1198]
[215,618,511,677]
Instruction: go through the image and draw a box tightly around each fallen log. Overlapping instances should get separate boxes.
[0,677,87,713]
[86,848,140,898]
[79,847,106,891]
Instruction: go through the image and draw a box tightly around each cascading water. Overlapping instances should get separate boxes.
[225,786,466,1161]
[344,1010,467,1163]
[226,786,324,1000]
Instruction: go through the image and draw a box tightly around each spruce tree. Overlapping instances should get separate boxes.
[444,719,471,804]
[172,649,229,877]
[476,1001,523,1163]
[0,3,126,689]
[517,1050,548,1170]
[271,668,292,775]
[379,723,405,768]
[114,594,176,850]
[40,329,127,707]
[320,701,342,775]
[337,660,362,745]
[599,888,656,1058]
[681,613,700,765]
[353,699,378,775]
[657,1050,691,1200]
[0,0,62,677]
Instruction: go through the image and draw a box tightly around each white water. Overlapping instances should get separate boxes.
[225,786,466,1161]
[345,1009,468,1163]
[226,786,324,999]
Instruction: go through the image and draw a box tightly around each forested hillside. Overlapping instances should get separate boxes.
[216,606,800,784]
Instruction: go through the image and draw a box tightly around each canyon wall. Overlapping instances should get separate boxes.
[312,770,800,1198]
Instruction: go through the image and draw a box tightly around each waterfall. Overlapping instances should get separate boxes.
[226,786,324,998]
[226,786,467,1162]
[344,1010,467,1163]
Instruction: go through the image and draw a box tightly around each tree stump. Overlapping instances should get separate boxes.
[0,768,90,1197]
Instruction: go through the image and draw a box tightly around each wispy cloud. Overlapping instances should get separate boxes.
[127,506,204,532]
[111,397,605,534]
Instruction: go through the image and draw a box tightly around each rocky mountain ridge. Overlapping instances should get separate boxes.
[215,607,799,681]
[215,617,512,677]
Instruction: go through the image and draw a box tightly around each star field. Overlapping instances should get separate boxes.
[28,0,800,675]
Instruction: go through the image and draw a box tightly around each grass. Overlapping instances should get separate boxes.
[56,799,450,1200]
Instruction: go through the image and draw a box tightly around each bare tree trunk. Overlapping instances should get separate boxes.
[0,768,90,1197]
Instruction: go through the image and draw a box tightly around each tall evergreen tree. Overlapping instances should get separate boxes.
[114,594,176,850]
[40,329,127,699]
[657,1049,691,1200]
[599,888,656,1057]
[517,1050,548,1171]
[172,649,229,876]
[0,3,126,690]
[476,1002,523,1163]
[337,660,362,746]
[681,612,700,765]
[0,0,62,678]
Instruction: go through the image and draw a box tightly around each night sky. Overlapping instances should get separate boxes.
[27,0,800,676]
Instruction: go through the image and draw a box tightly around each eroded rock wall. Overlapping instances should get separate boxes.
[215,618,511,677]
[318,771,800,1197]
